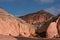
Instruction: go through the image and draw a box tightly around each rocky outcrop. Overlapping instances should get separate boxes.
[0,8,36,37]
[46,14,60,38]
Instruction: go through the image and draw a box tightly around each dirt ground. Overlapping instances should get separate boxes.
[17,37,60,40]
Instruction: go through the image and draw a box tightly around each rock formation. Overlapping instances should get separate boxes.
[20,10,54,25]
[46,14,60,38]
[0,8,36,37]
[1,7,60,39]
[19,10,55,37]
[19,22,35,37]
[0,8,20,37]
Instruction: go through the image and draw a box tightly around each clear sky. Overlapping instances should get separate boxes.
[0,0,60,16]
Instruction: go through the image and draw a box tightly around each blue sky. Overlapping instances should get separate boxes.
[0,0,60,16]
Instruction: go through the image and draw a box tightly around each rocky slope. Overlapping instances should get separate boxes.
[0,8,36,37]
[19,10,55,37]
[19,10,54,24]
[19,10,60,38]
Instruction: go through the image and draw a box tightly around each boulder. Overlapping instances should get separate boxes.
[46,22,58,38]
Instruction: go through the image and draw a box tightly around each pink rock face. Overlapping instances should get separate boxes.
[46,22,58,38]
[0,8,36,37]
[0,18,19,37]
[0,17,35,37]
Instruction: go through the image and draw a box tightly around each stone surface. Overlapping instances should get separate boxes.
[0,35,17,40]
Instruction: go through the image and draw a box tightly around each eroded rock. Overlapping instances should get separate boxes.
[0,8,36,37]
[46,15,60,38]
[19,22,35,37]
